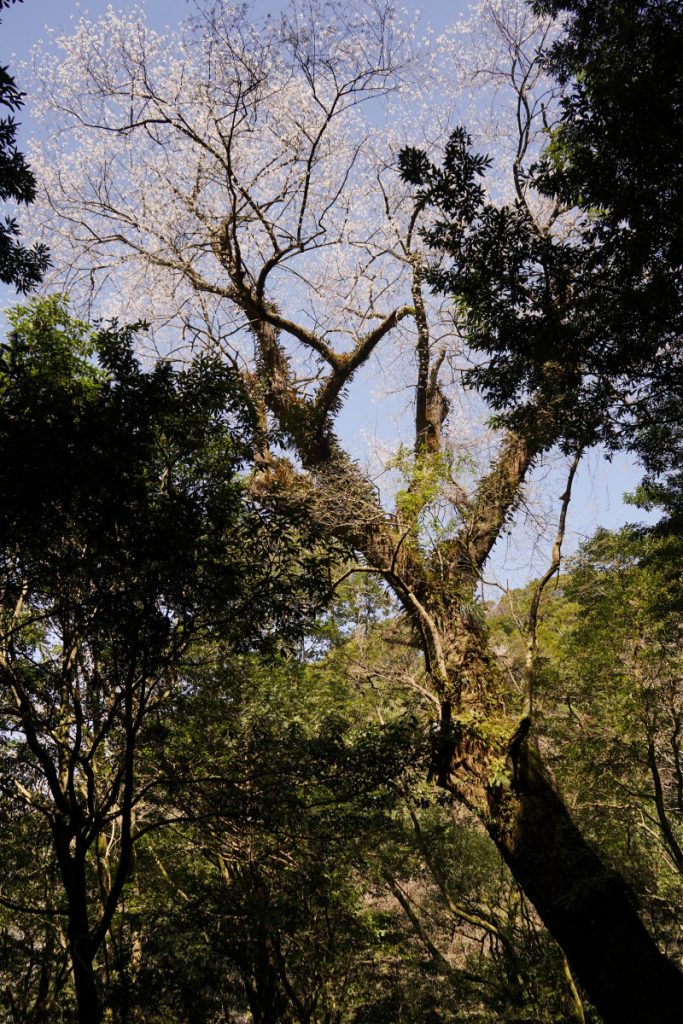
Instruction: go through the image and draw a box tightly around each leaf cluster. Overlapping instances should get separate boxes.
[0,296,335,656]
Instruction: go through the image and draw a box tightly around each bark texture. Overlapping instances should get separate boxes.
[54,835,102,1024]
[488,735,683,1024]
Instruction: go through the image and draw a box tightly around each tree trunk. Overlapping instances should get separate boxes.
[53,827,103,1024]
[70,946,102,1024]
[487,735,683,1024]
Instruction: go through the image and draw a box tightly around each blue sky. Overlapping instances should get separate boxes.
[4,0,191,59]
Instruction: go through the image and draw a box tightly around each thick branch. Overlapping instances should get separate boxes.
[412,257,448,454]
[315,305,414,415]
[454,430,536,580]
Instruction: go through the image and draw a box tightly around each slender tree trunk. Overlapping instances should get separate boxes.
[53,827,103,1024]
[70,946,102,1024]
[487,735,683,1024]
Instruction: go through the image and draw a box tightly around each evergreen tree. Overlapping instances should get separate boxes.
[0,296,337,1024]
[0,0,49,290]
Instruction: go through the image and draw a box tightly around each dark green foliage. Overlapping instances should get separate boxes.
[532,0,683,499]
[0,0,49,290]
[399,135,586,449]
[532,0,683,271]
[0,295,336,653]
[104,655,428,1024]
[399,1,683,462]
[0,296,340,1023]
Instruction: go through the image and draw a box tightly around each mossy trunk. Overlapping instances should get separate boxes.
[486,737,683,1024]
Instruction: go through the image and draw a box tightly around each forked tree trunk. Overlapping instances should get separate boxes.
[487,735,683,1024]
